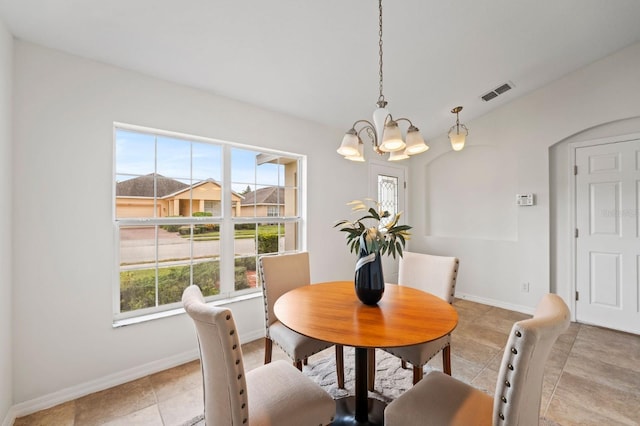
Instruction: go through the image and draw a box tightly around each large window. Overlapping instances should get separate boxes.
[114,124,303,321]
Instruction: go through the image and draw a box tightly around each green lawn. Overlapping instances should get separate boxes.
[188,225,280,241]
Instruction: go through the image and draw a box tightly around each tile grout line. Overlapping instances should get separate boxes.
[541,323,581,418]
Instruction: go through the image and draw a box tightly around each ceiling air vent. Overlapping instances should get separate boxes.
[481,82,514,102]
[481,91,498,102]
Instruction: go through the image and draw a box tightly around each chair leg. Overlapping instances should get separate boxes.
[294,360,303,370]
[336,345,345,389]
[401,360,408,369]
[264,338,273,364]
[443,345,452,375]
[412,365,424,384]
[367,348,376,391]
[303,358,308,366]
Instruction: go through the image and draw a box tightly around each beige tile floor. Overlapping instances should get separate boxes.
[14,299,640,426]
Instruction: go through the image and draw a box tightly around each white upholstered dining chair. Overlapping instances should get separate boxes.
[182,285,336,426]
[259,251,345,388]
[369,251,459,389]
[384,293,571,426]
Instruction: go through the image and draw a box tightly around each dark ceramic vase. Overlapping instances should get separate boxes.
[354,248,385,305]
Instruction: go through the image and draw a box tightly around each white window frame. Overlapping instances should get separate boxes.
[113,123,306,324]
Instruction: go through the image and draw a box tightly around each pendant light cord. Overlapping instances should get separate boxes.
[378,0,385,105]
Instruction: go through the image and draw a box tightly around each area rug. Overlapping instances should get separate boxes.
[182,348,561,425]
[304,347,415,403]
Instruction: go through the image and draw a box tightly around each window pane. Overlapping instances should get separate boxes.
[235,256,257,291]
[234,223,257,257]
[158,225,191,266]
[378,174,398,226]
[239,185,282,218]
[192,223,221,298]
[115,130,155,175]
[120,267,157,312]
[284,186,298,217]
[231,148,257,190]
[157,136,191,180]
[256,158,280,186]
[258,222,280,255]
[194,260,221,297]
[157,264,191,307]
[282,222,299,252]
[120,225,158,312]
[192,142,222,181]
[120,225,157,266]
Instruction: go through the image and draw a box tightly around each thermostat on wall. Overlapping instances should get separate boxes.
[516,194,535,206]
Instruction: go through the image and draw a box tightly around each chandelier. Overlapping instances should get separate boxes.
[336,0,428,162]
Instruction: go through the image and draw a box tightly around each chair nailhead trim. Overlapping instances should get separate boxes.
[505,380,510,387]
[235,359,240,365]
[238,374,242,379]
[501,396,507,403]
[515,330,522,337]
[511,347,518,354]
[499,413,505,420]
[508,363,514,370]
[243,419,247,424]
[230,330,235,335]
[240,389,244,395]
[226,314,231,320]
[233,344,237,349]
[241,403,246,409]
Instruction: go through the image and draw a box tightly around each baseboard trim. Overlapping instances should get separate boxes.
[11,348,199,418]
[456,292,535,315]
[11,329,265,418]
[2,406,16,426]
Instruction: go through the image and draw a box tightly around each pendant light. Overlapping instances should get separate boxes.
[448,106,468,151]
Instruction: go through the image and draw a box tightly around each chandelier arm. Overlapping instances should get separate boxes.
[393,117,415,127]
[351,119,379,148]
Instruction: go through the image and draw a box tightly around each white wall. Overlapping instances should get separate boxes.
[12,41,367,408]
[408,41,640,313]
[14,34,640,415]
[0,17,12,426]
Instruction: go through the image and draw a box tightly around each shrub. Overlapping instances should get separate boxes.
[234,266,249,290]
[258,232,278,254]
[120,262,221,312]
[235,256,256,271]
[160,224,182,232]
[235,223,256,231]
[160,216,184,233]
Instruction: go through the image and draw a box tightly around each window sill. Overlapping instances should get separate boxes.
[112,291,263,328]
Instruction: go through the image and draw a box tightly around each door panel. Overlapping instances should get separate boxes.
[589,252,620,307]
[575,139,640,334]
[589,182,619,235]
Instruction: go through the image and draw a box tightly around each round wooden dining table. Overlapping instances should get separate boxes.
[274,280,458,426]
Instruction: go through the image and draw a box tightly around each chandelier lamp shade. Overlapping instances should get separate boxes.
[448,106,468,151]
[337,0,429,162]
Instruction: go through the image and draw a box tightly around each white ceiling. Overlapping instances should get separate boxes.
[2,0,640,139]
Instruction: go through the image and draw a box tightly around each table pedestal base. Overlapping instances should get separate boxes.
[332,396,386,425]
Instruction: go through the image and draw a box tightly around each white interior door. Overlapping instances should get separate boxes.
[575,139,640,334]
[369,163,406,284]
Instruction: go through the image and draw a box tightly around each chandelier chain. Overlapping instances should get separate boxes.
[378,0,384,103]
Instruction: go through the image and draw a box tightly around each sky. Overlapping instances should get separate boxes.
[115,128,291,193]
